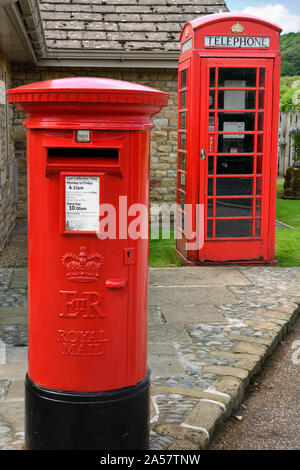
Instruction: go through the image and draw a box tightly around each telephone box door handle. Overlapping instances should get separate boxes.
[105,278,127,289]
[200,149,206,160]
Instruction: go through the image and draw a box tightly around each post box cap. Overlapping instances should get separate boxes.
[6,77,169,130]
[6,76,169,105]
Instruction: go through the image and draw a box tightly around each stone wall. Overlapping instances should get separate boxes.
[0,52,16,250]
[11,63,178,219]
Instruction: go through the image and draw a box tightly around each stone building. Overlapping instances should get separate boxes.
[0,0,228,251]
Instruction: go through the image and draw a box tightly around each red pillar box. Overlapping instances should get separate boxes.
[7,77,168,450]
[176,13,281,264]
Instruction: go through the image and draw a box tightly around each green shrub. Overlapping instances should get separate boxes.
[279,77,300,111]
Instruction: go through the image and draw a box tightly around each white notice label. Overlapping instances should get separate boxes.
[223,122,245,138]
[65,176,99,231]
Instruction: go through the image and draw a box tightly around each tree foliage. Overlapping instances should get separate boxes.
[280,33,300,77]
[280,76,300,111]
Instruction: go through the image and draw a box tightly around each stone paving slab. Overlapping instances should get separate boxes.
[148,286,239,307]
[9,269,27,289]
[148,344,186,377]
[149,302,226,324]
[0,266,299,450]
[0,307,27,325]
[148,323,193,345]
[149,266,252,287]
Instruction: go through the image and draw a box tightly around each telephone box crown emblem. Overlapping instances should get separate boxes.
[62,246,104,282]
[231,21,244,33]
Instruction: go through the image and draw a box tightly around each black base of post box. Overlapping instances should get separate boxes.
[25,371,150,450]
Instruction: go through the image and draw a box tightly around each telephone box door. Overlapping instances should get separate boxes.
[199,58,274,262]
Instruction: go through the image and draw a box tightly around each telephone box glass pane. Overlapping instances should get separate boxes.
[259,69,265,88]
[257,134,263,152]
[209,113,215,132]
[207,199,213,217]
[218,68,256,87]
[181,69,187,89]
[215,219,252,238]
[216,198,253,217]
[216,155,254,174]
[180,132,186,150]
[208,156,214,174]
[217,134,255,153]
[256,177,262,195]
[208,177,213,196]
[218,113,255,131]
[179,191,185,209]
[180,112,186,129]
[207,220,213,238]
[209,91,215,109]
[258,113,264,131]
[216,177,253,196]
[255,219,261,237]
[180,91,186,108]
[257,156,263,173]
[180,172,186,191]
[259,91,264,109]
[256,198,262,216]
[179,152,186,171]
[210,68,215,87]
[181,211,185,231]
[218,90,256,109]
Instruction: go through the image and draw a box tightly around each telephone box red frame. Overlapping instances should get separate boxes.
[176,13,281,264]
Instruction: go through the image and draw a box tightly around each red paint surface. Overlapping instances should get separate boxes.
[7,78,168,392]
[176,13,281,264]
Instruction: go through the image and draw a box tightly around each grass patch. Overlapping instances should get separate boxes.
[149,229,184,267]
[275,180,300,266]
[149,180,300,267]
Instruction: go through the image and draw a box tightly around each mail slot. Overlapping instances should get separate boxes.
[7,77,168,450]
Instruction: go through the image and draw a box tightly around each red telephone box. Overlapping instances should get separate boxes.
[176,13,281,264]
[7,77,168,450]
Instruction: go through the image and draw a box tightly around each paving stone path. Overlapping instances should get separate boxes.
[0,266,299,450]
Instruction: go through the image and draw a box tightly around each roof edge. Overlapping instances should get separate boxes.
[34,50,180,69]
[4,2,37,64]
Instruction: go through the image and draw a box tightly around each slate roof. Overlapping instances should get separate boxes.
[39,0,228,53]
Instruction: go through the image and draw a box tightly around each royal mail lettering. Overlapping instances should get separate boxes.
[57,329,108,356]
[59,290,106,319]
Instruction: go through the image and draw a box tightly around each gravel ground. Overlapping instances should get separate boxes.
[208,315,300,450]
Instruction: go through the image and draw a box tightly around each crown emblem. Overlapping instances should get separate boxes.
[231,21,244,33]
[62,246,104,283]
